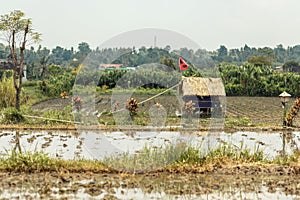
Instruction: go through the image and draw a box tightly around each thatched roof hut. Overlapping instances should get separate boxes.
[179,77,225,97]
[178,77,225,115]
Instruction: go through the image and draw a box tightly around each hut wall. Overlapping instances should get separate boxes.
[183,95,212,109]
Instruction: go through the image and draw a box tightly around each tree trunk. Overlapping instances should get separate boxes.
[15,86,21,111]
[12,23,28,111]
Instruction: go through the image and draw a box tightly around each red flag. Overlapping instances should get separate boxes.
[179,57,189,71]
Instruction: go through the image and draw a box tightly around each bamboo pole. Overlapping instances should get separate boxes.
[112,83,179,114]
[23,115,82,124]
[138,83,179,105]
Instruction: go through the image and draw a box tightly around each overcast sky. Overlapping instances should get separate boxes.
[1,0,300,51]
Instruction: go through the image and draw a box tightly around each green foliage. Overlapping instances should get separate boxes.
[103,142,266,172]
[225,117,252,128]
[102,143,186,172]
[177,146,201,164]
[176,143,264,165]
[38,65,76,97]
[273,151,299,165]
[219,63,300,96]
[247,55,273,66]
[283,60,300,72]
[0,10,41,44]
[204,143,264,163]
[43,105,74,124]
[160,56,176,69]
[1,107,26,124]
[0,73,16,108]
[22,80,38,87]
[0,150,55,172]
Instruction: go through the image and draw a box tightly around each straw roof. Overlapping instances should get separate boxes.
[179,77,225,96]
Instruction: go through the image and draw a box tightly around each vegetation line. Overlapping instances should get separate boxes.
[23,115,82,124]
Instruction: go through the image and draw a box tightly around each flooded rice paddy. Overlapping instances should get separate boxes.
[0,130,299,160]
[1,129,300,199]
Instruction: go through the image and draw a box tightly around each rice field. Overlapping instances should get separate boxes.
[226,96,300,127]
[32,95,300,128]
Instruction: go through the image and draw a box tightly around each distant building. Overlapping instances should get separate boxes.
[99,64,135,71]
[275,66,283,72]
[99,64,123,70]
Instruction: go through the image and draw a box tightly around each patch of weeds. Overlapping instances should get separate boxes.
[54,159,109,172]
[0,151,109,173]
[0,150,55,172]
[177,146,203,164]
[272,151,299,165]
[0,107,26,124]
[103,142,268,173]
[43,105,74,124]
[204,143,264,165]
[102,143,186,173]
[99,118,115,125]
[176,142,265,167]
[225,117,253,128]
[134,118,147,126]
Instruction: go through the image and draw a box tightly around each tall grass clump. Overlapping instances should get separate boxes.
[0,73,16,108]
[0,72,27,109]
[203,143,264,165]
[43,105,74,124]
[103,142,266,172]
[0,150,55,172]
[1,107,26,124]
[102,143,186,173]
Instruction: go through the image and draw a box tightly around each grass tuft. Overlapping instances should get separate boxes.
[0,150,55,172]
[0,144,297,173]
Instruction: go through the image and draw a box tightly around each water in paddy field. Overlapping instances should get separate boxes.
[0,129,300,199]
[0,130,298,160]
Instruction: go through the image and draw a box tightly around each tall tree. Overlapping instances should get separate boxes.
[0,10,41,110]
[37,45,50,79]
[76,42,91,62]
[283,60,300,72]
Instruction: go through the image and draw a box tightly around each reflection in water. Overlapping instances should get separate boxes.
[280,131,298,157]
[13,131,21,152]
[0,173,299,199]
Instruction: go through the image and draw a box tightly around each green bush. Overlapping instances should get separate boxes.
[0,74,16,108]
[38,65,76,97]
[22,80,38,87]
[43,105,74,124]
[1,107,26,124]
[0,72,27,108]
[0,150,55,172]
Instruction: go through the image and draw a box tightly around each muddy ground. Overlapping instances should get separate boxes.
[1,165,300,199]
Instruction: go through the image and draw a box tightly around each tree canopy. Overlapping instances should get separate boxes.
[0,10,41,110]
